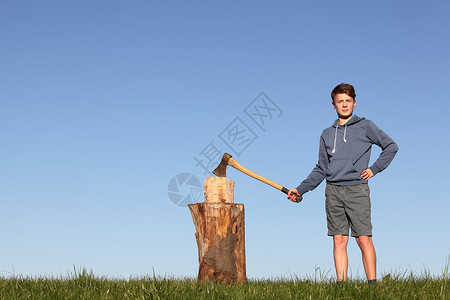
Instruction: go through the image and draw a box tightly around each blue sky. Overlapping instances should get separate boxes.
[1,1,449,279]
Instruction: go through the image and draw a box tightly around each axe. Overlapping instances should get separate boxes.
[212,153,302,203]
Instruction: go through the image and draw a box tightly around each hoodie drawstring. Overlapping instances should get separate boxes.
[332,125,338,153]
[343,124,347,142]
[332,124,347,154]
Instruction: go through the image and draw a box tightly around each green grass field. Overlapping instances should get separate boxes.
[0,268,448,299]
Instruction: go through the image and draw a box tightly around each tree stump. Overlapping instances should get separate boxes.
[188,177,246,283]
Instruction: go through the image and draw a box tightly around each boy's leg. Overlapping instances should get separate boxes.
[333,234,349,281]
[326,184,350,281]
[355,236,376,280]
[344,184,375,281]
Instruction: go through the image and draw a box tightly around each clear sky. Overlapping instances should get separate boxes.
[1,0,449,279]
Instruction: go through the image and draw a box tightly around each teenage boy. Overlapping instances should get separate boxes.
[288,83,398,283]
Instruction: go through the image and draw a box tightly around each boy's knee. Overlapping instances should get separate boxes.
[333,235,348,247]
[355,236,373,246]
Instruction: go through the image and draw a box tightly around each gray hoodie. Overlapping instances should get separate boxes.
[296,115,398,196]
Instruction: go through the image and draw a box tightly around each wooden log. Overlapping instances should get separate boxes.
[203,177,235,204]
[188,202,246,283]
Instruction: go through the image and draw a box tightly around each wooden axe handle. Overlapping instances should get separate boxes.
[228,157,302,203]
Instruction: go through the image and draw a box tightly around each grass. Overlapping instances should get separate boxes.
[0,267,448,299]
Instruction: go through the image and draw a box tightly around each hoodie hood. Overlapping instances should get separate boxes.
[331,115,365,128]
[331,115,365,154]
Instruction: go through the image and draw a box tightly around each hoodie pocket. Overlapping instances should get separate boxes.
[326,158,359,182]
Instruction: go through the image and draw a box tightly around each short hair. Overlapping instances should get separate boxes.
[331,83,356,102]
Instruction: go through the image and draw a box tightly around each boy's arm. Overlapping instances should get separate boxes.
[295,135,328,196]
[366,120,399,175]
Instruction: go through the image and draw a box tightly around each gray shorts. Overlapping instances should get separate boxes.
[325,183,372,237]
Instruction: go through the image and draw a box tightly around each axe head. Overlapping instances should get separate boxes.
[212,153,232,177]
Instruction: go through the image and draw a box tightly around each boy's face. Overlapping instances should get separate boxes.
[332,93,356,120]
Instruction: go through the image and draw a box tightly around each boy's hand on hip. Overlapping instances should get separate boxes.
[287,189,301,203]
[361,168,374,181]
